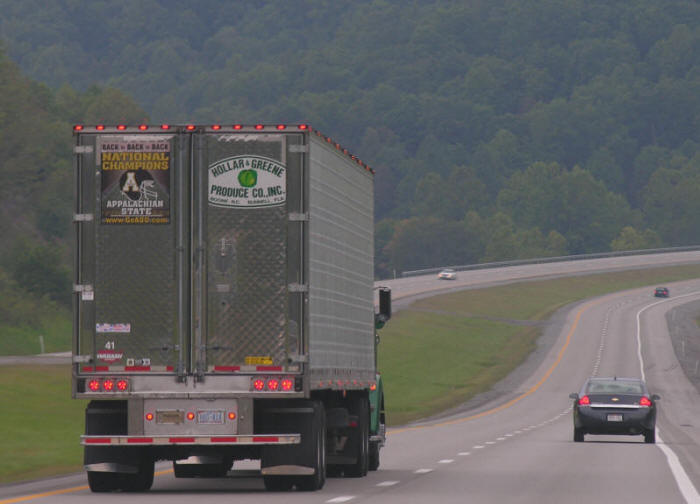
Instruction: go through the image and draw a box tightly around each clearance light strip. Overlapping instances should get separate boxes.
[81,434,299,446]
[211,365,284,372]
[73,124,374,174]
[82,366,174,372]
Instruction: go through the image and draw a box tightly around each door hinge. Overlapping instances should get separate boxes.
[288,283,308,293]
[74,145,94,154]
[73,213,94,222]
[289,212,309,222]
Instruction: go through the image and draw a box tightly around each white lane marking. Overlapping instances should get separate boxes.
[458,451,471,456]
[376,481,399,487]
[473,445,485,449]
[414,468,433,474]
[636,293,700,503]
[485,441,496,445]
[438,459,454,464]
[505,433,513,437]
[327,497,355,503]
[497,437,506,441]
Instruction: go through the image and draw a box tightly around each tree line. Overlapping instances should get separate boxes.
[1,0,700,289]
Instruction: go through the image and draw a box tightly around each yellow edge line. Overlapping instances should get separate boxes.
[0,470,173,504]
[388,296,606,435]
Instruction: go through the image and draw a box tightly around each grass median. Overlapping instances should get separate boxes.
[2,263,700,482]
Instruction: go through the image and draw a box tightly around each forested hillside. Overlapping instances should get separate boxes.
[0,49,146,352]
[2,0,700,282]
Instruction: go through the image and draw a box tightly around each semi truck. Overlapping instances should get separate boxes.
[71,123,392,492]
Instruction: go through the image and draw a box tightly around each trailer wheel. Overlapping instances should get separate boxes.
[121,457,154,492]
[263,475,295,491]
[345,395,369,477]
[173,458,232,478]
[369,441,380,471]
[295,401,327,491]
[87,471,121,493]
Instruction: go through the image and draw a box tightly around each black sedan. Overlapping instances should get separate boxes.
[569,377,659,443]
[654,287,670,298]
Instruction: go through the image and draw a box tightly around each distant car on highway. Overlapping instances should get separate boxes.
[569,377,659,443]
[654,287,669,298]
[437,268,457,280]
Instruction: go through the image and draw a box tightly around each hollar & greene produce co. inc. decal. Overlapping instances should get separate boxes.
[100,140,171,224]
[209,155,286,208]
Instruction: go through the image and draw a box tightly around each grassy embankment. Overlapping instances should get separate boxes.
[2,263,700,483]
[0,309,71,355]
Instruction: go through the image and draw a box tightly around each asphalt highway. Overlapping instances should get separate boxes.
[4,252,700,503]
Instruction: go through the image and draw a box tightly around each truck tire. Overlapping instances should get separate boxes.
[174,458,232,478]
[344,395,369,477]
[121,457,155,492]
[369,441,380,471]
[295,401,327,491]
[87,471,121,493]
[263,475,295,491]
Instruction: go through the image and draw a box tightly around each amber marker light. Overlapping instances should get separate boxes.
[145,413,154,421]
[228,412,237,420]
[186,412,195,421]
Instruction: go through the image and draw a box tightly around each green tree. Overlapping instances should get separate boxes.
[611,226,662,251]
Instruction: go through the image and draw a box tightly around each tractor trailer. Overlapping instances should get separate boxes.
[71,123,391,492]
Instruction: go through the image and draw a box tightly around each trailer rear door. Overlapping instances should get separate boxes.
[193,131,306,374]
[75,132,187,374]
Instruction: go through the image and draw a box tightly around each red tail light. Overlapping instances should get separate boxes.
[253,379,265,391]
[73,124,84,131]
[116,124,126,130]
[186,412,195,421]
[254,124,264,130]
[267,379,280,391]
[145,413,154,421]
[116,379,128,391]
[578,395,591,406]
[138,124,148,130]
[639,396,652,407]
[281,379,294,391]
[96,125,105,131]
[88,379,100,392]
[102,379,115,391]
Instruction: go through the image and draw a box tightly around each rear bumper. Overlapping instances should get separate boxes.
[81,434,300,446]
[574,407,655,434]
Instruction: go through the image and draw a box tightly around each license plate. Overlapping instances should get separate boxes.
[156,410,184,424]
[197,410,225,424]
[607,414,623,422]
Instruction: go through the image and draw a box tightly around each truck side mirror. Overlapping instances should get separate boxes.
[375,287,391,329]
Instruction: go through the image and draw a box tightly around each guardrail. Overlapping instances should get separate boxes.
[400,246,700,278]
